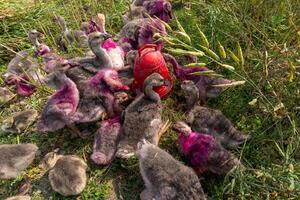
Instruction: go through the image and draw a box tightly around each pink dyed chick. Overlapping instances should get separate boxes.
[4,30,43,97]
[117,18,166,52]
[174,121,242,175]
[28,29,68,73]
[143,0,172,23]
[123,0,172,24]
[85,68,129,117]
[91,117,122,165]
[87,16,125,71]
[14,75,36,97]
[101,38,125,71]
[36,70,79,132]
[5,70,36,97]
[37,43,69,73]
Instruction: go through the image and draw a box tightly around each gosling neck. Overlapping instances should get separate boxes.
[144,84,160,102]
[92,44,112,67]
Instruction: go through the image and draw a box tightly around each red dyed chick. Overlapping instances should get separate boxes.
[132,44,173,99]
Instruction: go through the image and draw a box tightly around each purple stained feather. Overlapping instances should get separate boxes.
[87,20,102,34]
[186,106,250,150]
[86,69,129,93]
[175,121,242,175]
[144,0,172,23]
[165,54,208,82]
[36,44,51,55]
[36,73,79,132]
[118,37,133,55]
[15,75,35,97]
[138,18,166,48]
[66,67,106,124]
[178,131,215,173]
[85,69,129,117]
[85,20,125,71]
[101,39,125,71]
[4,49,41,97]
[6,74,35,97]
[37,44,68,73]
[91,117,122,165]
[101,39,118,50]
[118,18,166,52]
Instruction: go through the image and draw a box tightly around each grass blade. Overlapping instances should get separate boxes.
[200,45,220,61]
[217,40,226,59]
[196,24,209,48]
[237,42,244,67]
[184,63,207,67]
[166,48,204,57]
[228,49,240,65]
[212,80,246,87]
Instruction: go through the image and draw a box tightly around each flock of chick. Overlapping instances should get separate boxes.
[0,0,250,199]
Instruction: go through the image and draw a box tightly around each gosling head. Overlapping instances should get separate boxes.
[143,73,168,102]
[173,121,192,136]
[28,29,42,47]
[80,22,90,34]
[39,149,61,171]
[88,32,112,49]
[144,0,173,23]
[54,16,67,31]
[181,80,198,94]
[181,80,199,109]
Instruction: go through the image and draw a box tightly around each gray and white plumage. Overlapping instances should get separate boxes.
[132,0,148,6]
[117,50,136,86]
[68,32,113,73]
[122,5,145,24]
[3,30,41,96]
[66,67,94,93]
[116,73,166,158]
[3,50,40,84]
[1,109,38,134]
[118,18,144,42]
[28,29,41,48]
[55,16,88,50]
[186,106,250,150]
[72,94,106,123]
[137,141,207,200]
[66,66,106,123]
[181,80,200,110]
[0,144,38,179]
[117,18,166,51]
[48,155,87,196]
[180,80,250,149]
[91,117,122,165]
[4,29,43,84]
[36,71,79,133]
[0,87,14,104]
[123,0,172,24]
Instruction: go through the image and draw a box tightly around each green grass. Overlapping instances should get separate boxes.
[1,0,300,199]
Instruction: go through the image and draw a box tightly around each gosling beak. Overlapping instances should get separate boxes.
[103,33,112,40]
